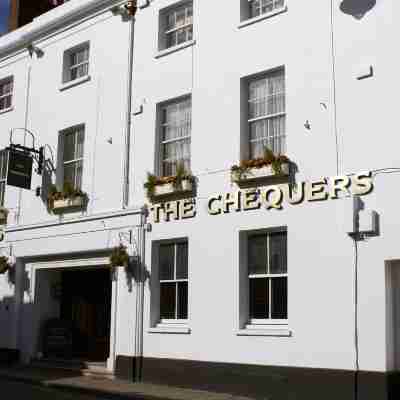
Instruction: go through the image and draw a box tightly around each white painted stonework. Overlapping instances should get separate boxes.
[0,0,398,388]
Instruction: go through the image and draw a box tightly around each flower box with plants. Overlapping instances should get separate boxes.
[0,207,9,225]
[231,148,291,184]
[109,245,130,271]
[47,182,88,213]
[144,164,195,200]
[0,256,11,275]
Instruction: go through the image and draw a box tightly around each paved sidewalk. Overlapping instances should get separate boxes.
[0,366,257,400]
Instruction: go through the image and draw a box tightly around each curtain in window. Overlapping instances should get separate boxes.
[248,70,285,158]
[161,98,191,176]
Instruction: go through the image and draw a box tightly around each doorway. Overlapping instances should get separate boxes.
[60,268,112,362]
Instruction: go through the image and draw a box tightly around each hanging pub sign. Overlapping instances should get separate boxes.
[7,150,33,190]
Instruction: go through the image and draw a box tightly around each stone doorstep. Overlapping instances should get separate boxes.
[0,368,257,400]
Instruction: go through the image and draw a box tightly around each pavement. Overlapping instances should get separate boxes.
[0,365,256,400]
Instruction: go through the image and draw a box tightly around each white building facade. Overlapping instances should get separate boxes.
[0,1,400,399]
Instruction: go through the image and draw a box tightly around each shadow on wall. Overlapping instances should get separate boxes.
[340,0,377,19]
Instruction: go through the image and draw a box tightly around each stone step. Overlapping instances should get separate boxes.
[31,359,114,379]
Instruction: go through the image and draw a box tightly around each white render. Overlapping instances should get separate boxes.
[0,0,398,387]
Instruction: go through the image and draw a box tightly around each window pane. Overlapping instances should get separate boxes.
[248,235,267,275]
[63,163,76,188]
[176,242,188,279]
[76,128,85,159]
[271,277,287,319]
[249,278,269,319]
[159,244,174,280]
[269,232,287,274]
[177,281,188,319]
[160,282,176,319]
[63,132,76,162]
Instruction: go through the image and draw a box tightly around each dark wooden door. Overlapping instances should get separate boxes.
[60,269,111,361]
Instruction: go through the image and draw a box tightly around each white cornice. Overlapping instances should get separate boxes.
[0,0,126,58]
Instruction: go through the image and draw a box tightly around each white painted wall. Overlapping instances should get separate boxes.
[129,0,399,373]
[0,0,398,376]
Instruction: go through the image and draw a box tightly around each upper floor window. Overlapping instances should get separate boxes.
[0,150,8,206]
[62,43,90,84]
[158,96,191,177]
[59,125,85,190]
[249,0,285,18]
[159,2,193,50]
[248,68,285,159]
[0,77,13,112]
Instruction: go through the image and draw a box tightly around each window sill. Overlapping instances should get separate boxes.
[59,75,91,92]
[155,40,196,59]
[238,6,288,29]
[0,106,14,116]
[148,324,191,334]
[237,326,291,337]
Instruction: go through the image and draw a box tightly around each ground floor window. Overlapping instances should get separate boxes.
[248,231,287,321]
[158,240,188,321]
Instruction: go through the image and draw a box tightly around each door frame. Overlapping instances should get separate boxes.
[25,256,117,372]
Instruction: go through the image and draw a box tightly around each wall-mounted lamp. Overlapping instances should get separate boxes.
[27,44,44,58]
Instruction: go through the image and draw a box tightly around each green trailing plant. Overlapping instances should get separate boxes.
[47,181,88,211]
[231,147,290,180]
[143,165,194,199]
[109,245,130,271]
[0,256,10,275]
[0,207,9,224]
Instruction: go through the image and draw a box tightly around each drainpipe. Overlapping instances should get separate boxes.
[122,6,135,208]
[135,207,146,381]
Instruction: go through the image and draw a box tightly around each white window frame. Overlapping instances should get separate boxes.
[246,68,286,160]
[248,231,287,325]
[62,42,90,85]
[249,0,285,19]
[238,227,289,336]
[149,238,190,334]
[157,95,192,177]
[159,241,189,324]
[239,0,287,27]
[0,76,13,113]
[158,1,193,52]
[0,150,8,207]
[57,125,85,191]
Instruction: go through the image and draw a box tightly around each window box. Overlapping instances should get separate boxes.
[48,183,88,213]
[144,165,195,201]
[52,195,86,211]
[231,150,291,185]
[153,177,193,197]
[232,162,290,184]
[0,207,9,225]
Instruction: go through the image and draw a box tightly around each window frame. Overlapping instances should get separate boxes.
[0,76,14,113]
[156,95,192,177]
[239,0,287,25]
[57,125,85,191]
[159,241,189,323]
[240,67,286,161]
[238,227,288,332]
[150,238,190,333]
[158,1,194,52]
[62,42,90,85]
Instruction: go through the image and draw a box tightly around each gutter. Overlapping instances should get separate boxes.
[0,0,125,57]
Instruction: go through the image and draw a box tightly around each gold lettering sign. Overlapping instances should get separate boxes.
[150,171,374,223]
